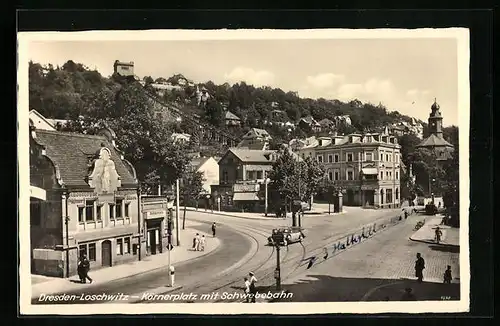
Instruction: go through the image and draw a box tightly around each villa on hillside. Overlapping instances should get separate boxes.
[225,111,241,127]
[298,116,322,133]
[237,128,272,150]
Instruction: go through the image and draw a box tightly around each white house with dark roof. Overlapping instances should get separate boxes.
[237,128,272,150]
[29,118,146,278]
[189,156,219,193]
[224,111,241,126]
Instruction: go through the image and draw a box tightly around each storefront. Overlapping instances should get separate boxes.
[141,196,168,256]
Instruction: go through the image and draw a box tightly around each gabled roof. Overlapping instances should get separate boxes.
[32,129,137,187]
[190,157,212,169]
[417,134,454,148]
[300,116,320,126]
[225,111,241,120]
[242,128,272,140]
[226,148,275,163]
[29,109,57,130]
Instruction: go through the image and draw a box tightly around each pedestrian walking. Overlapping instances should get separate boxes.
[443,265,452,284]
[79,254,93,284]
[415,253,425,283]
[211,222,217,237]
[194,233,201,251]
[243,277,251,303]
[200,235,206,251]
[435,226,443,244]
[400,287,416,301]
[248,271,258,303]
[169,265,175,286]
[192,234,197,250]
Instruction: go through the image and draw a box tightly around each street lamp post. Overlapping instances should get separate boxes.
[264,176,270,217]
[175,178,180,246]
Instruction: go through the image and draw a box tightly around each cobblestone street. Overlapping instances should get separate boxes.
[270,214,461,302]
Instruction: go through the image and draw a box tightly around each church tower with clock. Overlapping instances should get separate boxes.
[416,99,455,161]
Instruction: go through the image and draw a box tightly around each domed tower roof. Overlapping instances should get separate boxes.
[431,98,440,111]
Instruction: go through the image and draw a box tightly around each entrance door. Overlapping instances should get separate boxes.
[101,240,112,267]
[149,230,157,255]
[364,190,375,206]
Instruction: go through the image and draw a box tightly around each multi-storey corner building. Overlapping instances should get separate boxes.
[296,132,402,208]
[29,119,143,278]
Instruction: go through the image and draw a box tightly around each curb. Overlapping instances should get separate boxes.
[31,235,222,300]
[409,237,459,248]
[185,209,279,221]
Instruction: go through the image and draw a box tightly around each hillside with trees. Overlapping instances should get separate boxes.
[29,60,439,148]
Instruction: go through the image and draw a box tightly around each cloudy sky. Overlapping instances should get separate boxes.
[27,37,459,126]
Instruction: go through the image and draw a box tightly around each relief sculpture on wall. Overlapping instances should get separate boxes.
[88,146,121,196]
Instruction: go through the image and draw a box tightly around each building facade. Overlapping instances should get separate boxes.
[306,132,402,208]
[237,128,272,150]
[29,122,142,278]
[189,156,220,194]
[113,60,135,77]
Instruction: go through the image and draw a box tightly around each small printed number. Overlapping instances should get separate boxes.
[441,296,451,300]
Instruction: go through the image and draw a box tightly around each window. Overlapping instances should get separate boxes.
[85,200,94,222]
[395,154,399,163]
[30,202,42,226]
[334,171,339,181]
[386,154,389,162]
[347,170,354,180]
[328,171,333,181]
[78,207,85,223]
[386,171,390,179]
[117,238,123,255]
[328,154,333,163]
[124,238,131,254]
[116,199,123,218]
[222,171,228,183]
[96,205,103,221]
[396,171,399,180]
[109,203,115,220]
[256,171,263,179]
[334,154,339,163]
[125,203,130,217]
[380,171,384,180]
[347,153,353,162]
[386,189,393,203]
[365,152,373,161]
[88,243,96,261]
[317,155,324,163]
[395,188,399,200]
[79,244,86,258]
[380,153,384,161]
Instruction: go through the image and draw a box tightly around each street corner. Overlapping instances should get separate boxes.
[361,279,460,302]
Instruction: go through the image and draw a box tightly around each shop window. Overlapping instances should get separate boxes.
[132,244,138,255]
[88,243,96,261]
[85,200,95,222]
[124,237,131,254]
[117,238,123,255]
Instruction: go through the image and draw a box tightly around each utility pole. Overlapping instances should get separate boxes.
[167,216,173,285]
[264,176,269,217]
[175,178,180,246]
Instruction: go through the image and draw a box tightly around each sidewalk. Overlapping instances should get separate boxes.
[184,206,345,220]
[409,215,460,247]
[31,225,220,299]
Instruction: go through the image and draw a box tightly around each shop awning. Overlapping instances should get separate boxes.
[361,168,378,175]
[233,192,260,201]
[30,186,46,201]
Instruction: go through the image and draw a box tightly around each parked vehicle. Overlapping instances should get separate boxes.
[267,226,305,246]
